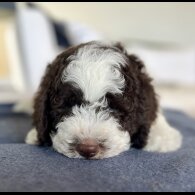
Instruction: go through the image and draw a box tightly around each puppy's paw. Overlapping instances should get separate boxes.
[144,113,182,153]
[25,128,39,145]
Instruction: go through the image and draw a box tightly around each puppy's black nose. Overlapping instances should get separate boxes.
[76,139,99,159]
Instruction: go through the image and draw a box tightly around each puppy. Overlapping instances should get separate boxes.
[26,41,182,159]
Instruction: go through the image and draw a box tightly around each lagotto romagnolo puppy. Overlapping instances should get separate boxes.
[26,41,182,159]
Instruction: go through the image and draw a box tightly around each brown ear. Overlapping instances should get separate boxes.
[116,44,158,149]
[32,45,81,146]
[33,64,53,146]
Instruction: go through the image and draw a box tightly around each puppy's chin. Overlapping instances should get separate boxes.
[52,138,131,160]
[51,105,131,159]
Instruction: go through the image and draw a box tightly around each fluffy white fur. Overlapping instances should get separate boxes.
[62,42,127,103]
[25,128,38,145]
[144,113,182,153]
[52,103,130,159]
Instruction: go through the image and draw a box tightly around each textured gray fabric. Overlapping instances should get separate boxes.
[0,113,32,144]
[0,110,195,192]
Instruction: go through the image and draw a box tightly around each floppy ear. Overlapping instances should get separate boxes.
[114,42,159,149]
[33,63,53,146]
[33,46,80,146]
[33,55,67,146]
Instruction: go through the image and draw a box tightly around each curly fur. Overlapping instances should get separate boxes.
[29,41,182,159]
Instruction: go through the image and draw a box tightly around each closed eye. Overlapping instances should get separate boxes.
[64,93,82,108]
[52,83,83,110]
[106,93,128,114]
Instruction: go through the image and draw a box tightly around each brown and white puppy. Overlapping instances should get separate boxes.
[26,41,182,159]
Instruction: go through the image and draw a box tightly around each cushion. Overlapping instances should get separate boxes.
[0,112,31,144]
[0,110,195,192]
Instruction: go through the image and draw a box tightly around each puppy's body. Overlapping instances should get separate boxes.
[26,41,182,159]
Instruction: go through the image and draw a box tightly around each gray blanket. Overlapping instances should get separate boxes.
[0,110,195,192]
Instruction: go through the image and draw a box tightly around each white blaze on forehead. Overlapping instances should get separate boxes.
[62,42,127,102]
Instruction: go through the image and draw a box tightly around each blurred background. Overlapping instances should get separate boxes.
[0,2,195,117]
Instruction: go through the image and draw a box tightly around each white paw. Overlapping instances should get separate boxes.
[25,128,39,145]
[144,113,183,153]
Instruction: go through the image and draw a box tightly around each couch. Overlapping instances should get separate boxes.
[0,109,195,192]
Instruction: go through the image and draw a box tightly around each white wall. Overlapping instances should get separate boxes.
[36,2,195,45]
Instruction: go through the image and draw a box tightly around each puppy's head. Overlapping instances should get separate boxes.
[33,41,151,159]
